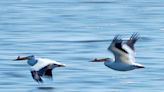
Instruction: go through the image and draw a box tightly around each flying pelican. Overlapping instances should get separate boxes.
[14,55,65,82]
[92,33,144,71]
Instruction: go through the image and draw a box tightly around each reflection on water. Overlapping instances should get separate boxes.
[37,87,55,90]
[28,87,55,92]
[0,0,164,92]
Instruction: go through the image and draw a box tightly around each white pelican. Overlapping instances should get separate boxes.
[92,33,144,71]
[14,55,65,82]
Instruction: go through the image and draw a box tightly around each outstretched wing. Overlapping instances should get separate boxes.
[37,64,53,78]
[31,64,56,82]
[31,71,43,83]
[126,33,139,50]
[30,58,65,83]
[108,34,137,64]
[44,69,53,77]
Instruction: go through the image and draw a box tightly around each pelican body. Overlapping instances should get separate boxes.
[92,33,144,71]
[15,55,65,83]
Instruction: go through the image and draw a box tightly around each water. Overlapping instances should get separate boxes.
[0,0,164,91]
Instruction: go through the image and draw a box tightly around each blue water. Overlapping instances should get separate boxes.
[0,0,164,92]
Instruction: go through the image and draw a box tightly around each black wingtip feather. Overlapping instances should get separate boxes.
[31,71,43,83]
[127,33,140,50]
[45,69,53,78]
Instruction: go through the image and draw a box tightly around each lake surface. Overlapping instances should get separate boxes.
[0,0,164,92]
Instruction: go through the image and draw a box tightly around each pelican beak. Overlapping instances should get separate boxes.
[14,56,29,61]
[91,58,110,62]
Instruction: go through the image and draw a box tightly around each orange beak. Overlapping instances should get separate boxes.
[14,56,29,61]
[91,58,110,62]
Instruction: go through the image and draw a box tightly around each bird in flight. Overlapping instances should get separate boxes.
[14,55,65,82]
[92,33,144,71]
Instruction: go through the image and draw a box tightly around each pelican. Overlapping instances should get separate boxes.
[92,33,144,71]
[14,55,65,82]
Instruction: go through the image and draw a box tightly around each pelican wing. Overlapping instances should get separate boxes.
[31,64,58,82]
[122,43,135,63]
[31,71,43,82]
[37,64,53,78]
[31,58,64,81]
[31,58,63,71]
[126,33,139,50]
[108,35,128,54]
[44,68,53,77]
[108,35,136,64]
